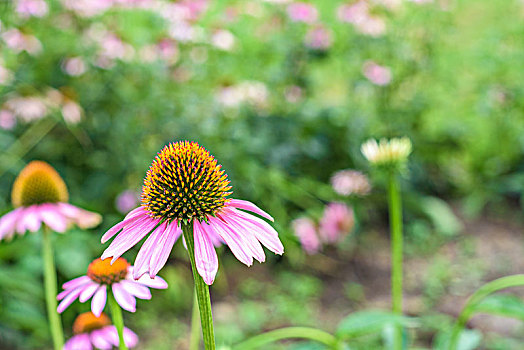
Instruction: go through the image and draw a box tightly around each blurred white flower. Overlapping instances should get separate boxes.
[61,100,83,124]
[16,0,48,18]
[0,109,16,130]
[361,137,412,166]
[284,85,303,103]
[0,63,13,85]
[216,81,269,109]
[337,1,386,37]
[362,60,392,86]
[331,169,371,196]
[2,29,42,55]
[355,16,386,37]
[62,57,87,76]
[211,29,235,51]
[61,0,112,17]
[4,95,48,122]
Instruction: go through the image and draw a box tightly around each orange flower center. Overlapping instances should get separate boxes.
[73,312,111,335]
[87,257,129,284]
[11,161,68,207]
[141,141,232,224]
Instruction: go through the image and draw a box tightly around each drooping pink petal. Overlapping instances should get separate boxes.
[149,221,181,277]
[230,208,284,254]
[123,327,139,348]
[91,285,107,317]
[103,326,139,348]
[64,333,92,350]
[100,208,147,243]
[57,285,84,313]
[90,329,112,350]
[205,216,253,266]
[0,208,23,240]
[132,222,167,279]
[79,282,100,302]
[120,280,151,300]
[38,204,67,233]
[193,221,219,285]
[57,203,101,229]
[16,206,41,234]
[112,283,136,312]
[228,199,274,222]
[132,274,168,289]
[62,275,91,290]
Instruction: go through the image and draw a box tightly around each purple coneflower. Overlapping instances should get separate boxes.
[58,257,167,316]
[292,217,320,254]
[101,141,284,285]
[0,161,101,240]
[319,202,355,244]
[65,312,138,350]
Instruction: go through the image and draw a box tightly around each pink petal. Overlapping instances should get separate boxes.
[62,275,91,290]
[132,274,168,289]
[230,209,284,254]
[64,334,92,350]
[16,206,41,234]
[112,283,136,312]
[123,327,139,348]
[149,222,181,277]
[57,285,84,313]
[0,208,23,240]
[79,282,100,302]
[90,329,112,350]
[38,204,68,233]
[132,222,167,279]
[228,199,274,222]
[120,280,151,300]
[91,284,107,317]
[193,221,219,285]
[100,208,147,243]
[205,216,253,266]
[57,203,102,229]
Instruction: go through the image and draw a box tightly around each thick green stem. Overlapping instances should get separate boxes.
[108,292,128,350]
[232,327,340,350]
[42,228,64,350]
[190,288,201,350]
[448,274,524,350]
[182,222,216,350]
[388,173,403,350]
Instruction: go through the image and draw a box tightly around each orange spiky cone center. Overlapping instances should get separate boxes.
[141,141,232,223]
[11,161,68,207]
[72,312,111,334]
[87,257,129,284]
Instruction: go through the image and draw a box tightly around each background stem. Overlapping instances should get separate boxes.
[108,291,128,350]
[232,327,339,350]
[42,228,64,350]
[182,222,216,350]
[190,288,201,350]
[388,173,403,350]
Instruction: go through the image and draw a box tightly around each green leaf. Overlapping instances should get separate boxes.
[336,310,416,338]
[433,329,482,350]
[473,294,524,322]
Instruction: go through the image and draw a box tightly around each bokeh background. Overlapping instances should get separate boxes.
[1,0,524,348]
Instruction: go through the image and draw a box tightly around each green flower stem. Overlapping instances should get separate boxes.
[449,274,524,350]
[108,292,128,350]
[190,288,201,350]
[42,227,64,350]
[182,222,216,350]
[388,172,403,350]
[232,327,340,350]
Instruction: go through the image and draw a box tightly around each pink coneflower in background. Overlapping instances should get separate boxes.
[331,169,371,196]
[101,141,284,285]
[115,190,140,214]
[58,257,167,316]
[2,28,42,55]
[211,29,236,51]
[0,161,101,240]
[292,217,320,254]
[337,2,387,37]
[62,57,87,76]
[362,60,392,86]
[304,25,333,50]
[319,202,355,244]
[16,0,48,18]
[3,95,48,122]
[0,109,16,130]
[65,312,138,350]
[287,2,318,23]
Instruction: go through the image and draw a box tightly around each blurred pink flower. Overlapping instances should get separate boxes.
[337,1,369,24]
[61,0,112,17]
[217,81,269,109]
[292,217,321,254]
[211,29,236,51]
[0,110,16,130]
[0,64,13,85]
[4,95,48,122]
[319,203,355,244]
[356,16,386,37]
[287,2,318,23]
[362,60,392,86]
[61,100,83,124]
[115,190,140,214]
[284,85,303,103]
[2,29,42,55]
[62,57,87,76]
[16,0,48,18]
[331,169,371,196]
[304,25,332,50]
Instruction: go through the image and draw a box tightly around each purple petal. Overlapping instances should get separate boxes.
[228,199,274,222]
[120,280,151,300]
[193,221,219,285]
[57,285,84,313]
[62,275,91,290]
[91,285,107,317]
[100,208,146,244]
[149,222,181,277]
[230,208,284,254]
[79,282,100,303]
[205,216,253,266]
[132,222,167,279]
[112,283,136,312]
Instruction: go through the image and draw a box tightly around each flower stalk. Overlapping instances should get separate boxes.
[388,172,403,350]
[108,292,128,350]
[190,289,201,350]
[42,227,64,350]
[182,222,216,350]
